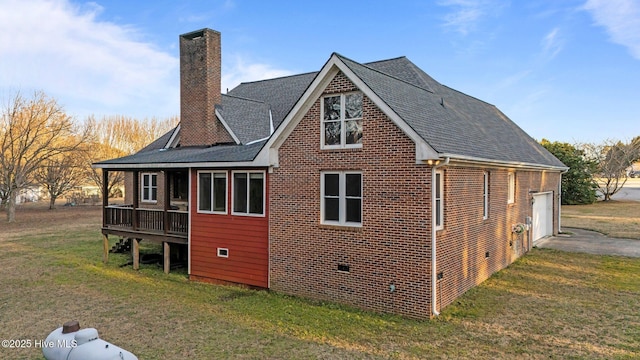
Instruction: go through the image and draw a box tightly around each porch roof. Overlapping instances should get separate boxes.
[93,140,266,169]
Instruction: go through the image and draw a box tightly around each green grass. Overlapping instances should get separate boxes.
[1,206,639,359]
[562,200,640,239]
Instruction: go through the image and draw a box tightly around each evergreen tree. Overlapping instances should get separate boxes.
[541,139,597,205]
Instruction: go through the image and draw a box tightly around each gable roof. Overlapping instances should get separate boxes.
[336,54,565,168]
[95,53,566,171]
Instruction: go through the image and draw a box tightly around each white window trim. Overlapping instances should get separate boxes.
[231,170,266,217]
[197,170,228,214]
[140,173,157,203]
[435,170,444,230]
[483,171,489,220]
[217,248,229,258]
[507,172,515,204]
[320,92,363,150]
[320,171,363,227]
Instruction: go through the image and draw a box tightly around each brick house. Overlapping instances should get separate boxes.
[94,28,567,318]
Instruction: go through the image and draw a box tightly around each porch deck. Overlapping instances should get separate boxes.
[101,205,189,273]
[102,205,188,243]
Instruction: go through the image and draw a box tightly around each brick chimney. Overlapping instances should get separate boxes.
[179,29,232,146]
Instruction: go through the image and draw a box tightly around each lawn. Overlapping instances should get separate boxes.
[1,203,639,359]
[562,200,640,239]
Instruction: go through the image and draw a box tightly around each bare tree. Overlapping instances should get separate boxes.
[81,141,126,198]
[34,150,85,209]
[81,115,177,199]
[0,91,84,222]
[580,139,640,201]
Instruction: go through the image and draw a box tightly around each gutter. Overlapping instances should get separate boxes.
[437,153,568,172]
[431,156,449,316]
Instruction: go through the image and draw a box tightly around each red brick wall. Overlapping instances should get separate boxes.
[269,71,562,319]
[435,168,560,311]
[270,72,434,318]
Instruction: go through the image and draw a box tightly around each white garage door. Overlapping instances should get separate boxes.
[532,192,553,242]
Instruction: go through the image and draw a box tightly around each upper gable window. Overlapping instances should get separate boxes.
[322,92,363,148]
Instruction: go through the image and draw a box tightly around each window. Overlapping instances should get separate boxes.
[198,171,227,213]
[321,171,362,226]
[435,170,444,229]
[232,171,265,216]
[507,172,515,204]
[322,92,363,148]
[172,171,188,200]
[141,173,157,202]
[483,171,489,219]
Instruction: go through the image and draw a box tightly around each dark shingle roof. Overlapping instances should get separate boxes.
[137,126,178,153]
[219,94,271,144]
[96,53,564,169]
[338,54,565,168]
[228,72,317,130]
[94,140,266,167]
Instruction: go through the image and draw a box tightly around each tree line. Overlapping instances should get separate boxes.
[541,137,640,204]
[1,91,177,222]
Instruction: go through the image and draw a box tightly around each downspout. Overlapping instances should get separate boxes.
[558,168,569,233]
[431,156,449,316]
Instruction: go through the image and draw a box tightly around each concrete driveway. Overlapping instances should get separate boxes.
[610,178,640,201]
[536,228,640,258]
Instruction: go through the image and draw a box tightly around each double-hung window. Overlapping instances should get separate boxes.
[198,171,227,213]
[435,170,444,229]
[321,171,362,226]
[232,171,265,216]
[322,92,363,148]
[483,171,489,219]
[141,173,157,203]
[507,172,515,204]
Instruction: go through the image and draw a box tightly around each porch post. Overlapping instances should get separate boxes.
[163,242,170,274]
[102,234,109,264]
[102,169,109,228]
[132,238,140,270]
[164,171,170,234]
[132,171,139,231]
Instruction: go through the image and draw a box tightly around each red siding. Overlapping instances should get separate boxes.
[189,169,269,288]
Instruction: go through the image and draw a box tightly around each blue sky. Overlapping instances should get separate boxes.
[1,0,639,144]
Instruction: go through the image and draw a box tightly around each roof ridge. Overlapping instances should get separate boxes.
[221,93,269,105]
[234,70,318,87]
[335,53,435,94]
[439,83,496,107]
[363,56,408,66]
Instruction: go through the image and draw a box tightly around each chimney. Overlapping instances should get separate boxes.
[179,29,230,147]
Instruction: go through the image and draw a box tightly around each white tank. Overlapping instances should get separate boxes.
[42,320,138,360]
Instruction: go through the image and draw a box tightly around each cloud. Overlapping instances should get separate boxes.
[583,0,640,59]
[0,0,180,119]
[541,27,564,60]
[222,55,294,92]
[437,0,508,35]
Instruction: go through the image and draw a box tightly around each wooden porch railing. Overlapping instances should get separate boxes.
[105,205,188,235]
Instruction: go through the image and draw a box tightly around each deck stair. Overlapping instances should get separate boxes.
[110,238,132,253]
